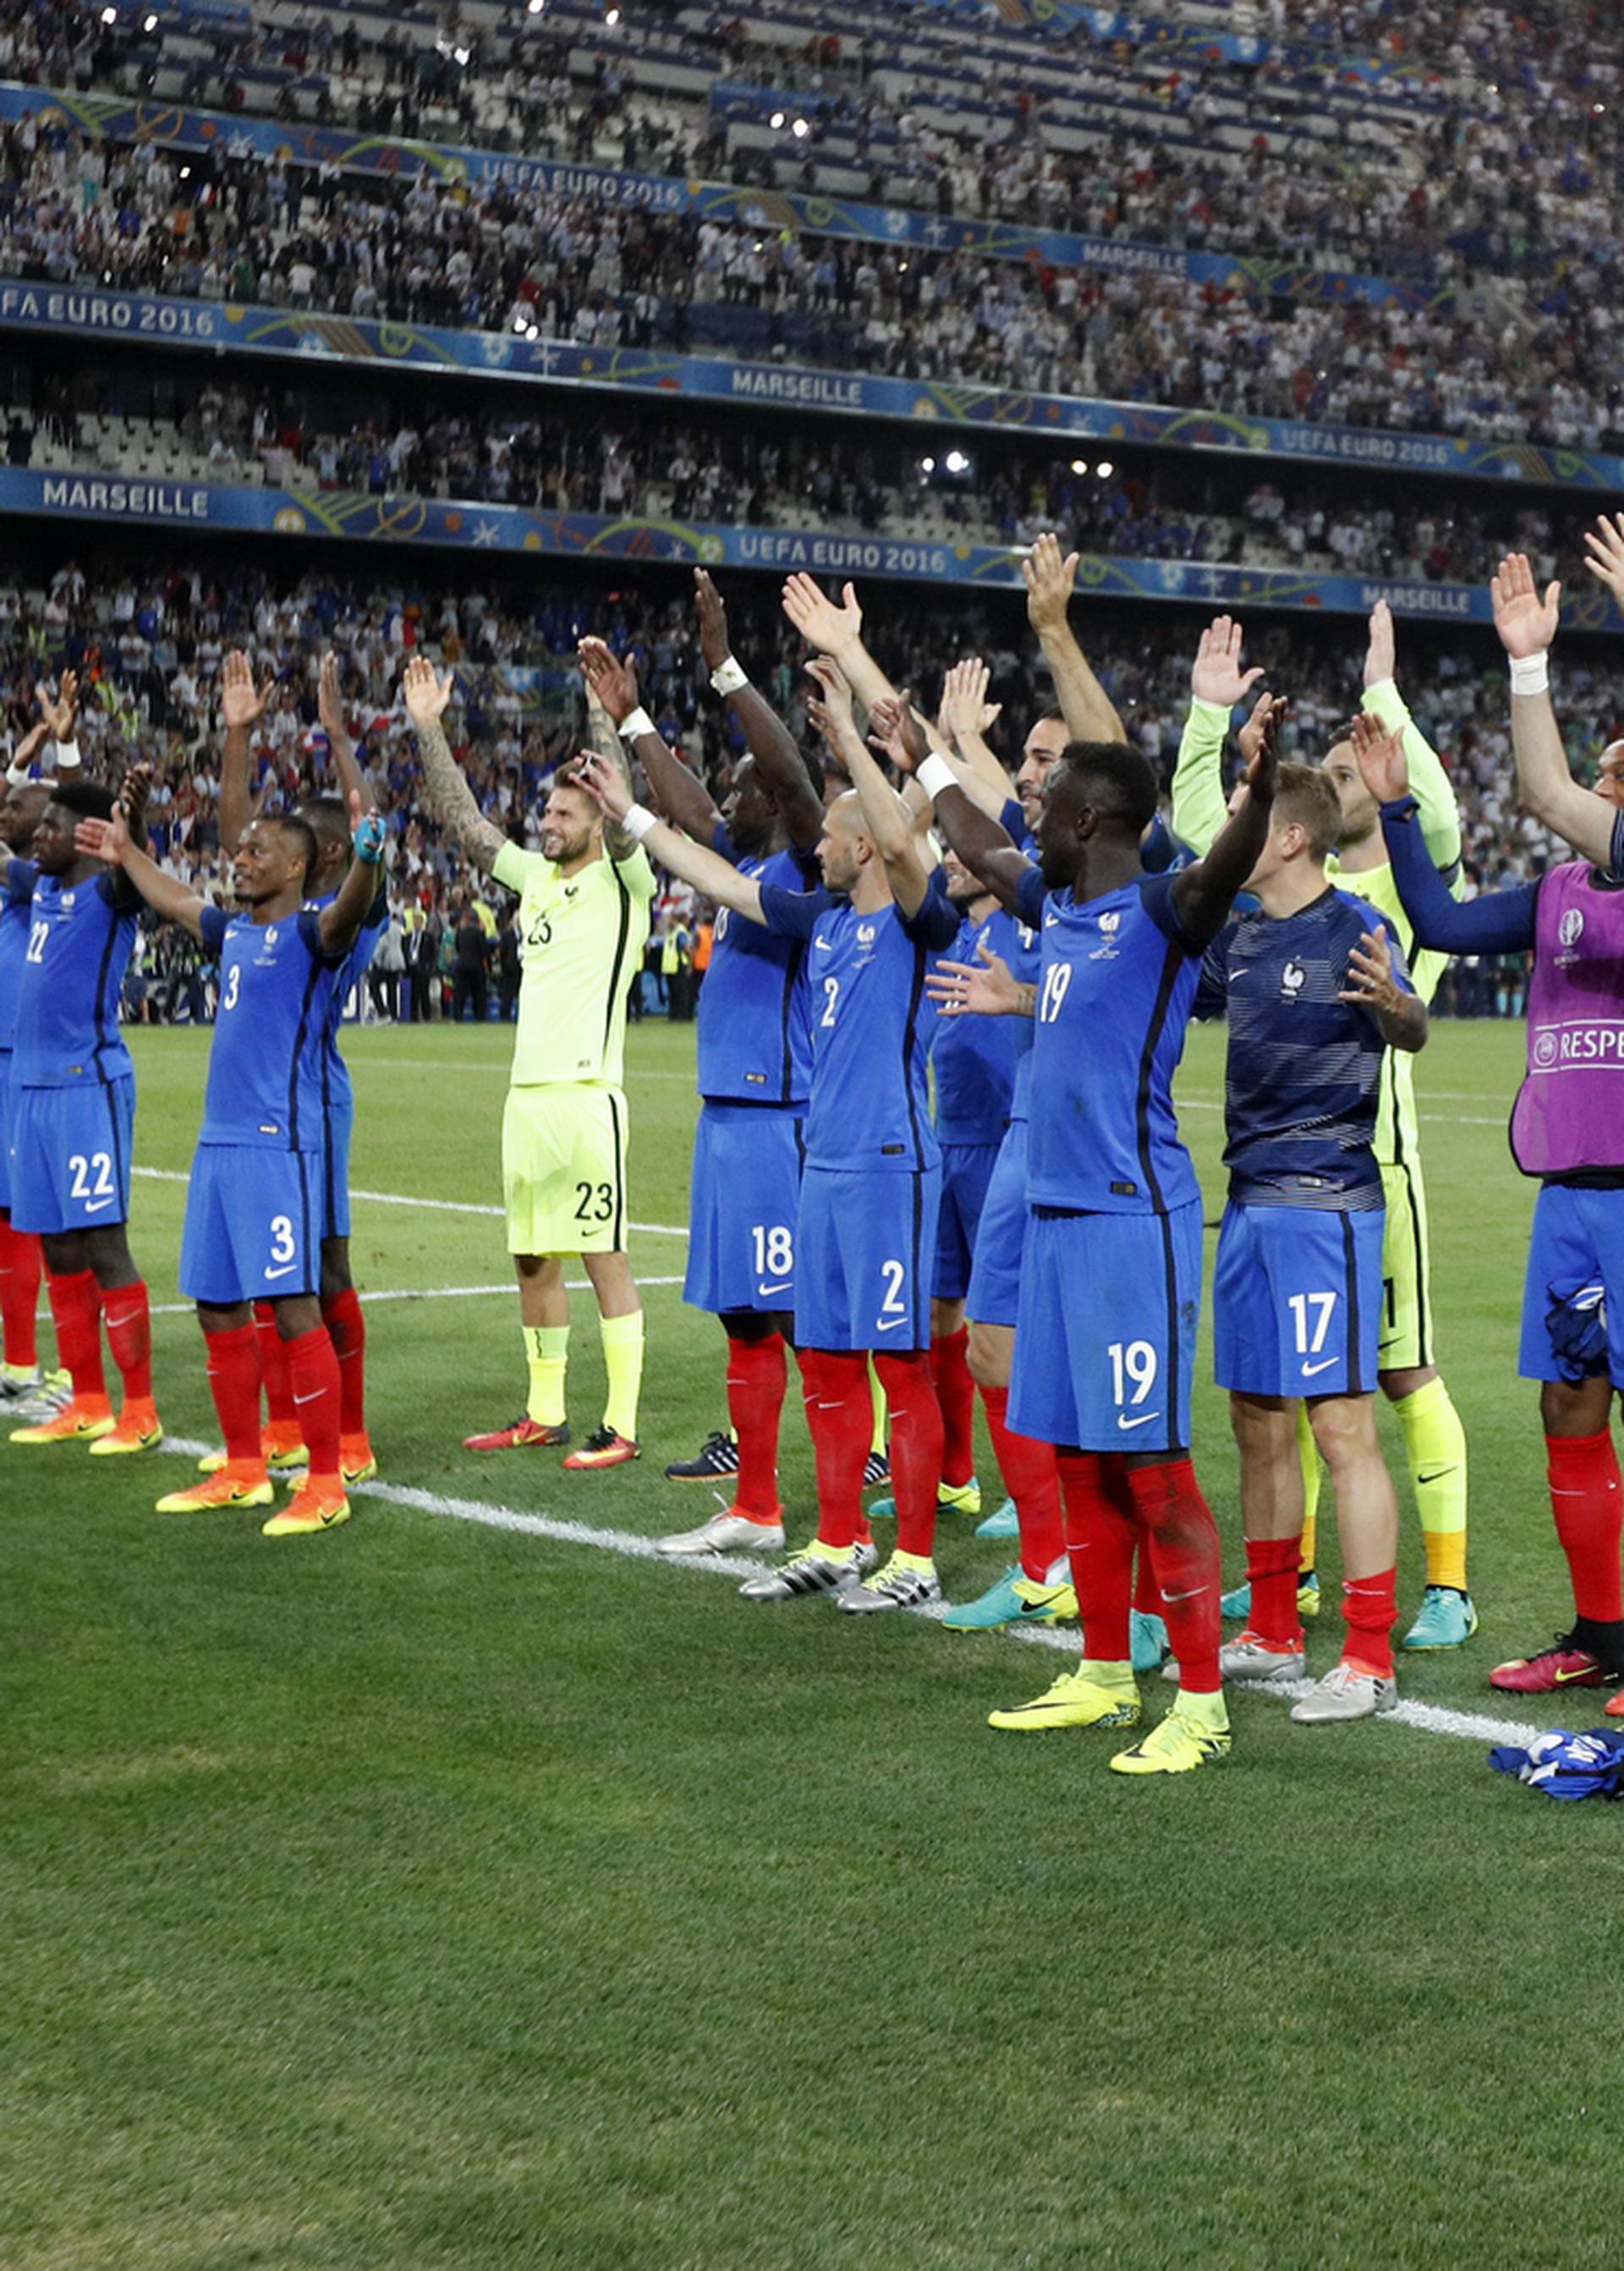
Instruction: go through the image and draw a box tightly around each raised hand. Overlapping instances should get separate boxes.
[318,651,349,744]
[1349,709,1408,804]
[694,568,731,671]
[1021,531,1079,634]
[1583,514,1624,610]
[1339,924,1403,1016]
[402,655,456,730]
[938,657,1001,749]
[571,748,634,823]
[1363,598,1396,688]
[76,805,128,865]
[1491,551,1561,659]
[118,759,153,831]
[221,648,276,732]
[1191,615,1265,708]
[804,656,855,742]
[37,666,78,742]
[349,787,386,863]
[867,690,929,775]
[578,636,639,726]
[924,941,1023,1018]
[782,573,862,657]
[1238,688,1281,806]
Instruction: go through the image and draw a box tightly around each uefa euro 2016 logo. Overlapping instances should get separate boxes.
[1559,908,1585,948]
[1533,1029,1560,1068]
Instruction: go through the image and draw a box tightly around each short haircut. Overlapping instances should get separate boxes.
[264,813,318,876]
[1273,762,1342,861]
[1036,705,1067,728]
[298,793,352,856]
[48,780,115,822]
[1057,740,1158,835]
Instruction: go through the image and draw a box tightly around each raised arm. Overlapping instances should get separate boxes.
[402,656,505,875]
[572,748,771,925]
[1169,690,1280,946]
[1170,615,1263,858]
[315,793,387,956]
[1359,601,1460,869]
[319,650,377,817]
[907,738,1034,921]
[1022,532,1124,742]
[579,675,640,864]
[579,635,722,843]
[782,573,898,718]
[1353,712,1539,955]
[695,570,824,853]
[1512,540,1619,869]
[937,657,1018,822]
[36,667,80,774]
[76,801,208,941]
[823,677,934,918]
[218,647,273,856]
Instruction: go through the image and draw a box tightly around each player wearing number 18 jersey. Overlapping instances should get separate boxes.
[914,731,1275,1774]
[83,793,385,1533]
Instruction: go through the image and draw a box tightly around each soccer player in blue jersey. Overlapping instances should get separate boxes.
[1194,722,1428,1724]
[575,660,961,1611]
[82,786,386,1533]
[206,649,384,1489]
[578,576,825,1556]
[914,716,1278,1774]
[5,771,162,1454]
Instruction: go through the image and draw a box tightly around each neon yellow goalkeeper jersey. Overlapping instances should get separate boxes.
[491,838,655,1088]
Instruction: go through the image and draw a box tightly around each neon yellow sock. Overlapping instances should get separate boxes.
[524,1325,568,1427]
[891,1547,935,1575]
[600,1309,645,1441]
[1395,1375,1468,1591]
[1295,1402,1320,1572]
[869,1361,887,1459]
[1081,1658,1137,1691]
[1177,1685,1229,1731]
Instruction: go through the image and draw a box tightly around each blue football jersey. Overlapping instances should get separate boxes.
[697,826,817,1105]
[931,902,1023,1144]
[758,883,957,1172]
[0,858,33,1051]
[1018,865,1204,1215]
[310,880,387,1119]
[199,904,348,1149]
[1199,886,1411,1210]
[8,859,136,1089]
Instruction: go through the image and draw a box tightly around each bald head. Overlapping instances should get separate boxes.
[0,778,49,853]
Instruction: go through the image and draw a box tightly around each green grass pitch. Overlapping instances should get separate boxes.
[7,1017,1621,2271]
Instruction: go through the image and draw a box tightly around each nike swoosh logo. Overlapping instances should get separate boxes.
[82,1197,114,1215]
[757,1281,793,1298]
[1300,1358,1338,1377]
[293,1388,325,1406]
[1555,1665,1600,1684]
[875,1316,908,1332]
[1116,1410,1162,1431]
[264,1264,299,1281]
[1416,1467,1453,1486]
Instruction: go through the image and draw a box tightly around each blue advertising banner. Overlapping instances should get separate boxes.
[0,279,1619,500]
[5,463,1621,633]
[0,79,1451,314]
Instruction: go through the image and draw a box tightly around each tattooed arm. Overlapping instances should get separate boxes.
[401,656,504,872]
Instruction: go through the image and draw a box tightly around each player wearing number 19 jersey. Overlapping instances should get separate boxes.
[915,733,1275,1774]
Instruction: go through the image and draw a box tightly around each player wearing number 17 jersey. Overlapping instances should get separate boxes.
[84,792,385,1533]
[915,731,1276,1775]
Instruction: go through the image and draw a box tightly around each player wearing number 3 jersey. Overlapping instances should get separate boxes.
[81,792,385,1534]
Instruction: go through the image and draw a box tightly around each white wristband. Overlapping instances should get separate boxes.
[710,656,749,697]
[916,753,957,805]
[622,803,659,842]
[617,707,656,742]
[6,759,30,785]
[52,738,81,770]
[1509,653,1550,698]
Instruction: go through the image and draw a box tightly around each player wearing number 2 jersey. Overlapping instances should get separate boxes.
[913,726,1276,1776]
[81,791,384,1535]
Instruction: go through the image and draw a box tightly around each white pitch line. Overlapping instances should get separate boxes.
[146,1278,686,1318]
[1177,1097,1507,1130]
[131,1165,690,1240]
[155,1434,1544,1755]
[366,1057,695,1081]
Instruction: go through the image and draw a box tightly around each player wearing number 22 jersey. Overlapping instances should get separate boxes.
[916,733,1273,1775]
[88,800,386,1535]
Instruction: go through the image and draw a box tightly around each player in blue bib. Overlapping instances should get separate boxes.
[576,654,961,1615]
[6,771,163,1456]
[83,784,386,1537]
[581,582,826,1558]
[211,649,386,1489]
[1193,738,1427,1725]
[914,712,1277,1776]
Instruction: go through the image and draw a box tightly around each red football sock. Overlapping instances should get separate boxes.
[930,1326,975,1489]
[1547,1429,1624,1624]
[102,1278,153,1403]
[321,1285,367,1438]
[801,1347,870,1550]
[254,1299,294,1428]
[204,1320,263,1465]
[725,1330,787,1520]
[1122,1456,1223,1695]
[284,1324,343,1484]
[1132,1547,1158,1615]
[980,1381,1062,1580]
[47,1267,105,1401]
[1246,1535,1305,1648]
[1341,1566,1397,1679]
[1056,1450,1136,1662]
[0,1215,41,1369]
[876,1348,945,1558]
